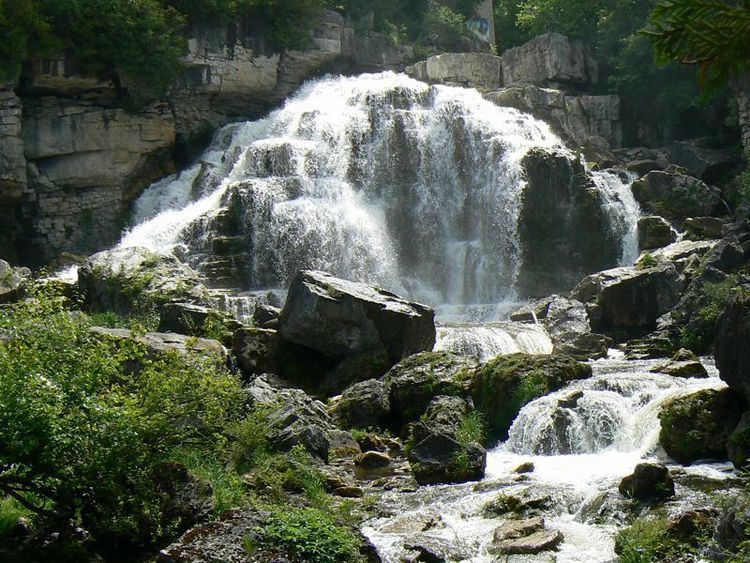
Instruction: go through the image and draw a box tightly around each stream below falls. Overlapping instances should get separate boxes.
[362,355,738,562]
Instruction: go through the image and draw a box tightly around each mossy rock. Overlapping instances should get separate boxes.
[658,388,744,463]
[470,353,592,442]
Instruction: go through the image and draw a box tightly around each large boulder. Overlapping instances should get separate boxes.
[470,353,592,441]
[0,259,31,304]
[278,270,436,371]
[666,138,739,183]
[385,351,478,430]
[517,148,622,297]
[651,349,708,379]
[716,288,750,403]
[407,396,486,485]
[571,264,685,334]
[631,170,726,226]
[158,302,241,343]
[658,388,744,463]
[78,247,211,314]
[619,463,674,501]
[638,216,678,251]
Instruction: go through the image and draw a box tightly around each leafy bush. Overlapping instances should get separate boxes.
[0,287,245,548]
[679,275,739,351]
[456,411,486,446]
[261,506,362,562]
[615,518,683,563]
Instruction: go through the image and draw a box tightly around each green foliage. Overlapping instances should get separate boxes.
[637,252,659,269]
[615,518,683,563]
[0,286,245,546]
[261,505,362,562]
[679,275,739,350]
[171,449,247,514]
[0,0,57,81]
[456,411,487,446]
[0,498,31,541]
[516,0,601,39]
[647,0,750,92]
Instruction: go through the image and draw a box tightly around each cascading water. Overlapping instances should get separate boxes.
[364,357,737,562]
[118,71,640,356]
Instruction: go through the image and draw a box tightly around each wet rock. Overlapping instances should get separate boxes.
[355,433,388,454]
[0,259,30,304]
[651,349,708,378]
[279,270,436,366]
[571,264,684,334]
[494,529,563,555]
[484,489,552,517]
[518,148,622,297]
[492,516,544,542]
[638,240,716,274]
[78,247,211,314]
[470,353,592,441]
[386,352,477,429]
[402,535,470,563]
[638,216,678,250]
[659,388,744,463]
[328,429,361,458]
[330,379,390,430]
[619,463,675,501]
[685,216,727,240]
[553,332,611,360]
[357,451,392,469]
[631,170,726,226]
[332,486,364,498]
[514,462,535,474]
[407,397,486,485]
[252,304,280,327]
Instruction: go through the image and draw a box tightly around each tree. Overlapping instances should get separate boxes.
[647,0,750,153]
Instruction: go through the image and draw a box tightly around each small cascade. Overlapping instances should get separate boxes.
[435,322,553,360]
[592,170,641,266]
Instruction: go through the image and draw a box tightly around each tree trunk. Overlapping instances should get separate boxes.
[736,73,750,156]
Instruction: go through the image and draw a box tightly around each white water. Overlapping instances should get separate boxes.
[114,72,638,327]
[364,356,736,562]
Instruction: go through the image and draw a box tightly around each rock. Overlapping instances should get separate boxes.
[406,53,502,89]
[493,529,563,555]
[659,388,744,463]
[89,327,228,365]
[470,353,592,441]
[729,412,750,469]
[667,138,738,182]
[492,517,544,542]
[501,33,598,88]
[517,148,623,296]
[252,304,280,327]
[716,289,750,403]
[332,486,364,499]
[625,159,664,176]
[233,327,284,376]
[407,397,486,485]
[151,461,215,531]
[714,496,750,553]
[553,332,611,360]
[247,377,338,462]
[158,302,241,342]
[386,352,478,429]
[631,171,726,226]
[487,86,621,150]
[78,247,211,314]
[685,217,727,240]
[651,350,709,378]
[618,463,675,501]
[483,489,552,517]
[667,508,718,542]
[571,264,684,333]
[402,536,469,563]
[0,259,31,304]
[639,240,717,273]
[328,429,361,458]
[514,462,535,474]
[638,216,678,250]
[278,270,436,385]
[356,451,392,469]
[330,379,390,430]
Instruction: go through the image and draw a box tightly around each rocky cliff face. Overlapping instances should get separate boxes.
[406,34,622,156]
[0,11,412,266]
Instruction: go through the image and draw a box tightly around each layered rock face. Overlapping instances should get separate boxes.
[0,84,26,263]
[407,34,622,153]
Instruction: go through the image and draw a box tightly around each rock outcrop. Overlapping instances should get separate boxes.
[0,259,31,305]
[659,388,744,463]
[517,148,624,297]
[716,288,750,404]
[406,52,502,89]
[638,216,678,250]
[619,463,675,501]
[0,84,27,263]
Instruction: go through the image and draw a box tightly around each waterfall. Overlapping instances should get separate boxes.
[435,322,553,360]
[118,71,639,317]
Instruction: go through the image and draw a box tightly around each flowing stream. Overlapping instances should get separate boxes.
[363,356,737,562]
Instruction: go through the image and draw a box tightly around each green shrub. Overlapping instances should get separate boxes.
[615,518,683,563]
[456,410,486,446]
[261,506,362,562]
[679,275,739,351]
[0,287,245,547]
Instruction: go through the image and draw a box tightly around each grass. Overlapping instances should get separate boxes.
[615,518,683,563]
[456,411,486,446]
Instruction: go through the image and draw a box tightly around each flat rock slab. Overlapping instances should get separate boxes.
[90,327,227,363]
[493,517,545,542]
[494,529,563,555]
